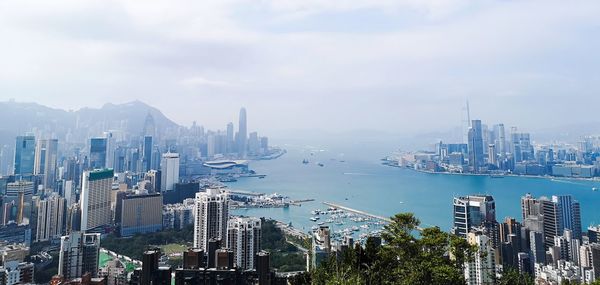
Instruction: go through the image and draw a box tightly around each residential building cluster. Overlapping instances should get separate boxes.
[453,193,600,284]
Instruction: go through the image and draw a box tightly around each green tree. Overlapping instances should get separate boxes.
[308,212,476,285]
[497,268,534,285]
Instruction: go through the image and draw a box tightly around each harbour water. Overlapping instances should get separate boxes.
[229,141,600,235]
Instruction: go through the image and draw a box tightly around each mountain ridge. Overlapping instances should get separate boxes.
[0,100,181,146]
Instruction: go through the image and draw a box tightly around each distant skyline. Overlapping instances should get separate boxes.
[1,1,599,134]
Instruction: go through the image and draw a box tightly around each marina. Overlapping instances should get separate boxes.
[306,203,390,243]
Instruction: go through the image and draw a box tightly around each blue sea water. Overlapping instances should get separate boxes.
[229,142,600,234]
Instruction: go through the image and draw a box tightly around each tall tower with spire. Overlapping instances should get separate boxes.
[237,108,247,158]
[143,112,156,138]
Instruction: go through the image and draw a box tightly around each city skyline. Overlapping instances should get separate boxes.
[1,1,599,133]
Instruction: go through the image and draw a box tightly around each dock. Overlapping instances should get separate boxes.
[322,202,392,223]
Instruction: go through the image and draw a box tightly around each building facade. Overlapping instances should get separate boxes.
[193,189,229,251]
[80,169,113,231]
[227,217,261,270]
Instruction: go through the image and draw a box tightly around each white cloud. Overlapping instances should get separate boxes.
[180,76,229,87]
[0,0,598,133]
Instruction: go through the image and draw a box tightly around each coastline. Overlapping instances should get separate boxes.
[384,163,600,183]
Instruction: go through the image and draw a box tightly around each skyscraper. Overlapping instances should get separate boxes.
[89,138,107,170]
[487,144,497,166]
[13,135,35,178]
[552,195,582,240]
[521,194,563,249]
[58,231,100,279]
[468,120,484,173]
[104,131,116,170]
[143,112,156,138]
[142,136,153,172]
[453,195,496,238]
[237,108,247,158]
[493,124,506,157]
[193,189,229,251]
[80,169,113,231]
[226,122,234,154]
[160,152,179,192]
[510,131,534,163]
[34,139,58,191]
[227,217,261,270]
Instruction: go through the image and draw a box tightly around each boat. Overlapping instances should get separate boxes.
[490,174,505,178]
[593,187,598,192]
[317,163,325,167]
[317,222,325,226]
[310,217,320,222]
[302,159,309,164]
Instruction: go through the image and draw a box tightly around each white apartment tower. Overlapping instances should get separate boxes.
[464,231,496,285]
[193,189,229,251]
[227,217,261,270]
[160,152,179,192]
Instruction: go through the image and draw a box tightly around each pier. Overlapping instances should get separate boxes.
[226,189,264,196]
[322,202,392,223]
[323,202,426,231]
[289,198,315,206]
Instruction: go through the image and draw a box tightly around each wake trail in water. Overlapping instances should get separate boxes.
[343,172,376,176]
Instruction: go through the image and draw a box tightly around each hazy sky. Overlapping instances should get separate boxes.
[0,0,599,134]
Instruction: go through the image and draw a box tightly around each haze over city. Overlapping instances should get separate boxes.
[1,0,599,134]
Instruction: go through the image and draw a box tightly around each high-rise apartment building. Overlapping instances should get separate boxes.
[464,231,496,285]
[160,153,179,192]
[521,194,581,249]
[80,169,113,231]
[58,231,100,280]
[35,193,65,242]
[193,189,229,251]
[227,217,261,270]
